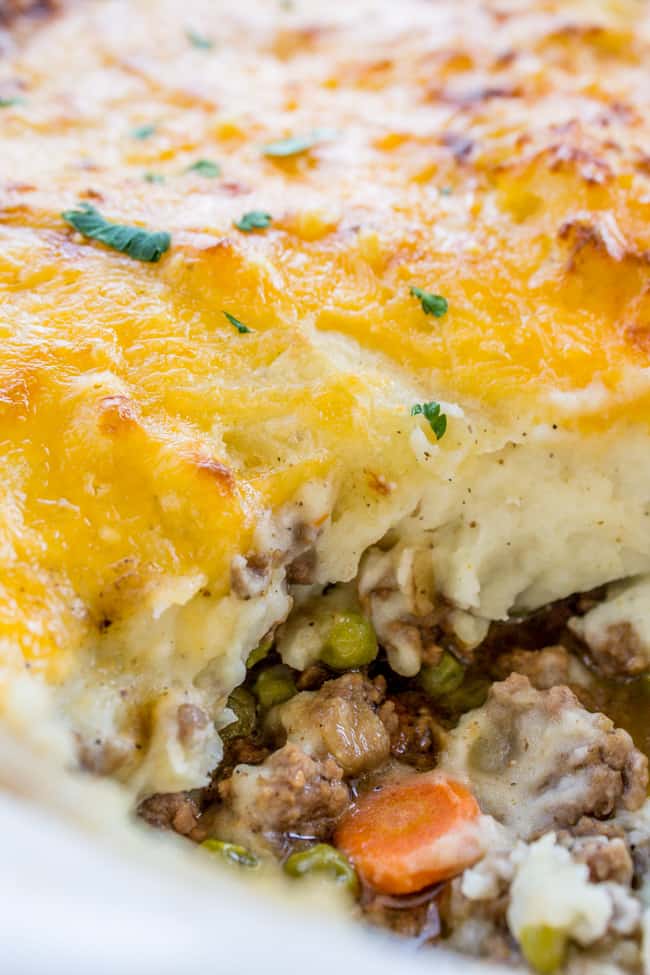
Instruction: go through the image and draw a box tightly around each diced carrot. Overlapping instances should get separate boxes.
[334,772,482,895]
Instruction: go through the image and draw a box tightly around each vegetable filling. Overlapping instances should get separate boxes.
[138,585,650,973]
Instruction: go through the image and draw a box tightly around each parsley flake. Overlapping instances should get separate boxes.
[186,27,214,50]
[223,311,252,334]
[410,402,447,440]
[143,171,165,184]
[0,96,23,108]
[187,159,222,178]
[61,203,171,263]
[131,123,156,140]
[410,286,448,318]
[261,129,334,158]
[234,210,273,233]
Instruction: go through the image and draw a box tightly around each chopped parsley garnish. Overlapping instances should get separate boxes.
[187,159,222,178]
[0,96,23,108]
[223,311,252,334]
[186,27,214,50]
[143,171,165,184]
[131,123,156,140]
[234,210,273,232]
[61,203,171,263]
[410,402,447,440]
[410,286,448,318]
[261,129,334,158]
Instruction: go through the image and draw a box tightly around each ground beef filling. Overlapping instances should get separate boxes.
[137,591,650,965]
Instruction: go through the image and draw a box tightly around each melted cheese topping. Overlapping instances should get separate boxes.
[1,0,650,786]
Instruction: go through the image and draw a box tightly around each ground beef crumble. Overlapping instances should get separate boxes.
[216,742,350,846]
[575,621,649,679]
[269,672,391,776]
[378,691,446,770]
[139,790,202,836]
[561,833,633,886]
[490,644,572,690]
[441,674,648,839]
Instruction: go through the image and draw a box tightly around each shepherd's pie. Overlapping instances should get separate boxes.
[2,0,650,970]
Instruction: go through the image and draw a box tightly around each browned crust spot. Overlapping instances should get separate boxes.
[622,286,650,353]
[97,394,140,435]
[558,216,650,271]
[192,452,236,492]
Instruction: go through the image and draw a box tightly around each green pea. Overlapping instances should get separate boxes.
[253,664,296,710]
[446,675,490,713]
[418,651,465,698]
[283,843,359,895]
[201,839,259,868]
[519,926,567,974]
[220,686,256,740]
[320,612,378,671]
[246,635,273,669]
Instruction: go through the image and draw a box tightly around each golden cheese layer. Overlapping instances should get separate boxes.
[1,0,650,772]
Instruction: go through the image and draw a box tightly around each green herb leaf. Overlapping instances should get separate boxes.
[186,27,214,50]
[143,171,165,184]
[0,96,24,108]
[234,210,273,233]
[261,129,334,158]
[410,401,447,440]
[186,159,221,178]
[61,203,171,263]
[131,123,156,140]
[223,311,252,334]
[410,286,448,318]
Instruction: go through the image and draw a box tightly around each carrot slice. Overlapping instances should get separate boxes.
[335,773,482,895]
